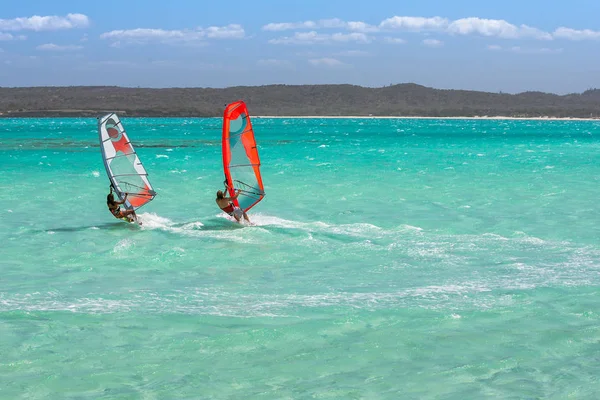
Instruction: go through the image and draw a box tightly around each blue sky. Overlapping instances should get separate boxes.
[0,0,599,93]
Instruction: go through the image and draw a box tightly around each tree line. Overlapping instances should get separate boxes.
[1,84,599,118]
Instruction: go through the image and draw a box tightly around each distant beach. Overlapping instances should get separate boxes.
[2,84,600,119]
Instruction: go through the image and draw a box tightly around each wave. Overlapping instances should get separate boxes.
[0,284,497,316]
[2,276,596,316]
[136,212,256,243]
[135,212,569,253]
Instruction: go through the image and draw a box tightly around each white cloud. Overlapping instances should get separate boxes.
[101,28,202,44]
[100,24,245,45]
[0,33,26,41]
[264,16,449,33]
[553,27,600,40]
[269,31,370,45]
[448,18,552,40]
[423,39,443,47]
[334,50,369,57]
[0,13,89,31]
[345,21,379,33]
[487,44,563,54]
[257,58,294,68]
[263,21,317,31]
[263,15,594,43]
[263,18,377,33]
[379,16,449,31]
[204,24,245,39]
[384,37,407,44]
[308,57,345,67]
[36,43,83,51]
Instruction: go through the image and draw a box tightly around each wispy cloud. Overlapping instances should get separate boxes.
[36,43,84,51]
[512,46,563,54]
[423,39,443,47]
[269,31,370,45]
[0,13,89,31]
[100,24,245,46]
[553,27,600,41]
[448,18,552,40]
[334,50,369,57]
[0,33,26,41]
[308,57,346,67]
[263,15,600,43]
[263,19,336,31]
[263,18,377,33]
[203,24,245,39]
[486,44,563,54]
[384,37,407,44]
[380,16,448,31]
[257,58,294,68]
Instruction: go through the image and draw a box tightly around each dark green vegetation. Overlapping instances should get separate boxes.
[1,84,600,118]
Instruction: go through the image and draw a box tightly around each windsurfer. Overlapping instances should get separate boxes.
[216,186,250,223]
[107,186,137,222]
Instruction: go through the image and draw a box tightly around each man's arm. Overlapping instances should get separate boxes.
[227,190,241,201]
[116,193,129,205]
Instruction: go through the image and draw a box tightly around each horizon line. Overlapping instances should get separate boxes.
[0,83,598,96]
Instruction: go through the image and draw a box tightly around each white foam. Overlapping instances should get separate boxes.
[137,212,174,230]
[397,224,424,233]
[156,154,169,159]
[248,214,329,230]
[179,221,205,231]
[92,171,100,177]
[138,213,254,243]
[112,238,133,253]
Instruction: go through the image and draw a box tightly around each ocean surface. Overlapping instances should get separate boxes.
[1,117,600,399]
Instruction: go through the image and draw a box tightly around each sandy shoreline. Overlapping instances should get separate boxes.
[255,115,600,121]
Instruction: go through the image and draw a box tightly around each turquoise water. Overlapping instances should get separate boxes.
[1,117,600,399]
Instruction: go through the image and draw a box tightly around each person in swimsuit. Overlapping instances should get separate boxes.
[216,185,250,223]
[107,186,137,222]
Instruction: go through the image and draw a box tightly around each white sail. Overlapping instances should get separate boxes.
[98,113,156,210]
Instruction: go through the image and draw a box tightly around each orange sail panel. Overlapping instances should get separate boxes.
[222,101,265,212]
[98,113,156,210]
